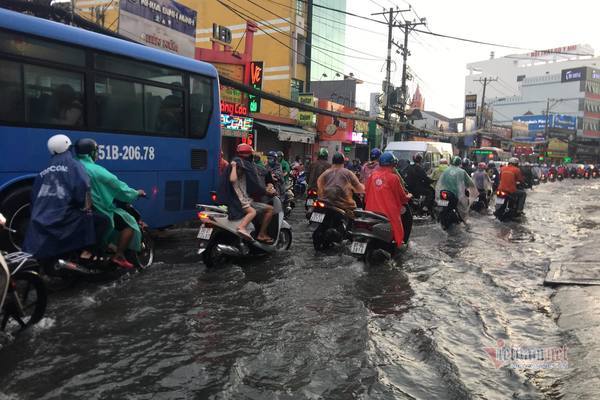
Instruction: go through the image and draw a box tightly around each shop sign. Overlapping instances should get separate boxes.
[351,131,367,144]
[297,93,316,126]
[220,100,248,116]
[220,114,253,132]
[119,0,197,58]
[561,67,586,83]
[248,61,263,113]
[212,23,232,44]
[465,94,477,117]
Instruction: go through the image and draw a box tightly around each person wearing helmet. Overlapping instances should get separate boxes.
[307,148,331,191]
[365,152,412,247]
[461,158,474,175]
[276,151,291,185]
[360,148,381,184]
[75,138,146,269]
[23,134,96,261]
[222,143,274,243]
[487,161,500,191]
[265,150,284,198]
[317,152,365,214]
[429,158,449,189]
[405,152,435,213]
[498,157,526,213]
[436,156,477,219]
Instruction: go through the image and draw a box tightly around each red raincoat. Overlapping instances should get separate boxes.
[365,166,410,247]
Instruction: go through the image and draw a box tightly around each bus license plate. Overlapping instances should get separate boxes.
[437,200,449,207]
[197,227,213,240]
[350,242,367,254]
[495,197,506,205]
[305,199,314,207]
[310,212,325,223]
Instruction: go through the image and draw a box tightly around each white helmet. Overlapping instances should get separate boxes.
[47,134,72,155]
[509,157,519,165]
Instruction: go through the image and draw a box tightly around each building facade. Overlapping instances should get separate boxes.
[310,0,347,82]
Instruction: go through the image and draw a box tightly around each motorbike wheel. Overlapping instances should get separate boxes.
[1,271,47,332]
[131,231,155,270]
[276,228,292,251]
[202,236,233,269]
[364,243,392,268]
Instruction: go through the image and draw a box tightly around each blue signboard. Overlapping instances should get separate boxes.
[513,115,549,132]
[553,114,577,131]
[121,0,197,37]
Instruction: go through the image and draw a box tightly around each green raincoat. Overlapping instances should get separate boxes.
[78,155,141,251]
[430,164,449,189]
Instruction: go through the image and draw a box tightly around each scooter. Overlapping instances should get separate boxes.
[0,214,47,332]
[282,184,295,219]
[40,202,154,282]
[196,196,292,268]
[470,189,490,213]
[309,200,352,251]
[557,173,564,182]
[437,190,464,230]
[348,210,398,267]
[540,173,547,183]
[494,189,524,222]
[293,171,307,197]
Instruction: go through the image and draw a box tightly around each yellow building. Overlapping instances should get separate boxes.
[74,0,308,119]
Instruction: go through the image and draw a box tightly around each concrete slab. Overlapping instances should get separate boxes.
[545,262,600,286]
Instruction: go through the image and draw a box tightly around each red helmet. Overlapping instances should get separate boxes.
[236,143,254,157]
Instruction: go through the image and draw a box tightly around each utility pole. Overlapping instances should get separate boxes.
[474,77,497,129]
[305,0,313,92]
[371,7,410,147]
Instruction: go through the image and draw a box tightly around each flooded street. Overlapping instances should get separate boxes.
[1,180,599,400]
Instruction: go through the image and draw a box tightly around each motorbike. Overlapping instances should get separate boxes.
[409,194,435,220]
[39,202,154,282]
[548,172,556,182]
[293,171,307,197]
[437,190,464,230]
[309,200,352,251]
[540,173,547,183]
[196,196,292,269]
[348,210,398,267]
[282,184,295,219]
[470,189,490,213]
[557,173,564,182]
[0,214,47,333]
[494,189,524,222]
[584,170,591,179]
[593,169,599,179]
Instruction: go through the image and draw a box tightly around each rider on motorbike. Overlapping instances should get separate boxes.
[429,158,449,189]
[405,153,435,212]
[265,151,285,198]
[360,148,381,184]
[365,152,412,247]
[23,134,97,261]
[277,151,291,185]
[317,152,365,216]
[75,139,146,269]
[435,156,477,218]
[473,162,492,208]
[222,144,274,243]
[307,148,331,191]
[498,157,526,213]
[487,161,500,191]
[462,158,475,176]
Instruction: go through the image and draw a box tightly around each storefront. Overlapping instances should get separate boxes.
[253,120,316,162]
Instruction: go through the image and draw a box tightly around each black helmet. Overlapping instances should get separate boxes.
[413,152,423,163]
[462,157,471,167]
[75,138,98,158]
[332,152,345,165]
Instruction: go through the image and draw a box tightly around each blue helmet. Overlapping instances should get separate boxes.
[267,150,277,158]
[379,152,396,166]
[370,148,382,160]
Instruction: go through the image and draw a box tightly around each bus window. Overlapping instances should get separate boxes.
[145,85,183,136]
[95,76,143,132]
[94,53,183,85]
[24,64,84,127]
[0,30,85,67]
[189,74,213,138]
[0,60,24,122]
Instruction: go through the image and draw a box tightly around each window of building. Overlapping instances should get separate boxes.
[297,34,306,65]
[94,53,183,86]
[0,30,85,67]
[517,75,526,82]
[296,0,304,16]
[0,60,24,122]
[290,79,303,102]
[24,64,84,127]
[189,74,213,138]
[95,76,143,132]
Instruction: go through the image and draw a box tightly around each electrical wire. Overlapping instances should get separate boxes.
[296,0,388,25]
[216,0,379,84]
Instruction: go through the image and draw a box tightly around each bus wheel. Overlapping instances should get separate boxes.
[0,186,32,251]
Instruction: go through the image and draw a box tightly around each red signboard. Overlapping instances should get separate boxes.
[220,100,248,116]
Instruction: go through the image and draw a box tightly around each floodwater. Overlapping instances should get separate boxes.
[1,180,599,399]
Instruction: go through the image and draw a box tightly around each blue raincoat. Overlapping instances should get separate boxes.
[23,151,95,259]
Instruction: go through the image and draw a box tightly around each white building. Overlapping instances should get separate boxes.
[465,44,600,141]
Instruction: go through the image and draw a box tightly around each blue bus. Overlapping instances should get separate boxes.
[0,8,221,247]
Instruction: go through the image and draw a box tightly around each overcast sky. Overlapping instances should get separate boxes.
[343,0,600,118]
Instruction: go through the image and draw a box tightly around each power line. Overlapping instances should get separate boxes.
[216,0,379,84]
[243,0,386,60]
[262,0,386,37]
[297,0,388,25]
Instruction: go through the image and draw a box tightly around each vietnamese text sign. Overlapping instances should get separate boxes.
[297,93,316,126]
[119,0,197,58]
[465,94,477,117]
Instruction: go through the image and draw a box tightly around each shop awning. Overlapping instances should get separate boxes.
[255,121,316,144]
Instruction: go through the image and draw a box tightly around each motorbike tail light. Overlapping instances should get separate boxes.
[315,200,325,208]
[308,189,317,197]
[210,192,218,203]
[354,220,373,231]
[441,191,448,200]
[197,212,209,220]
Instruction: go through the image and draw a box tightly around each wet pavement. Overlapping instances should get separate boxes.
[1,180,600,399]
